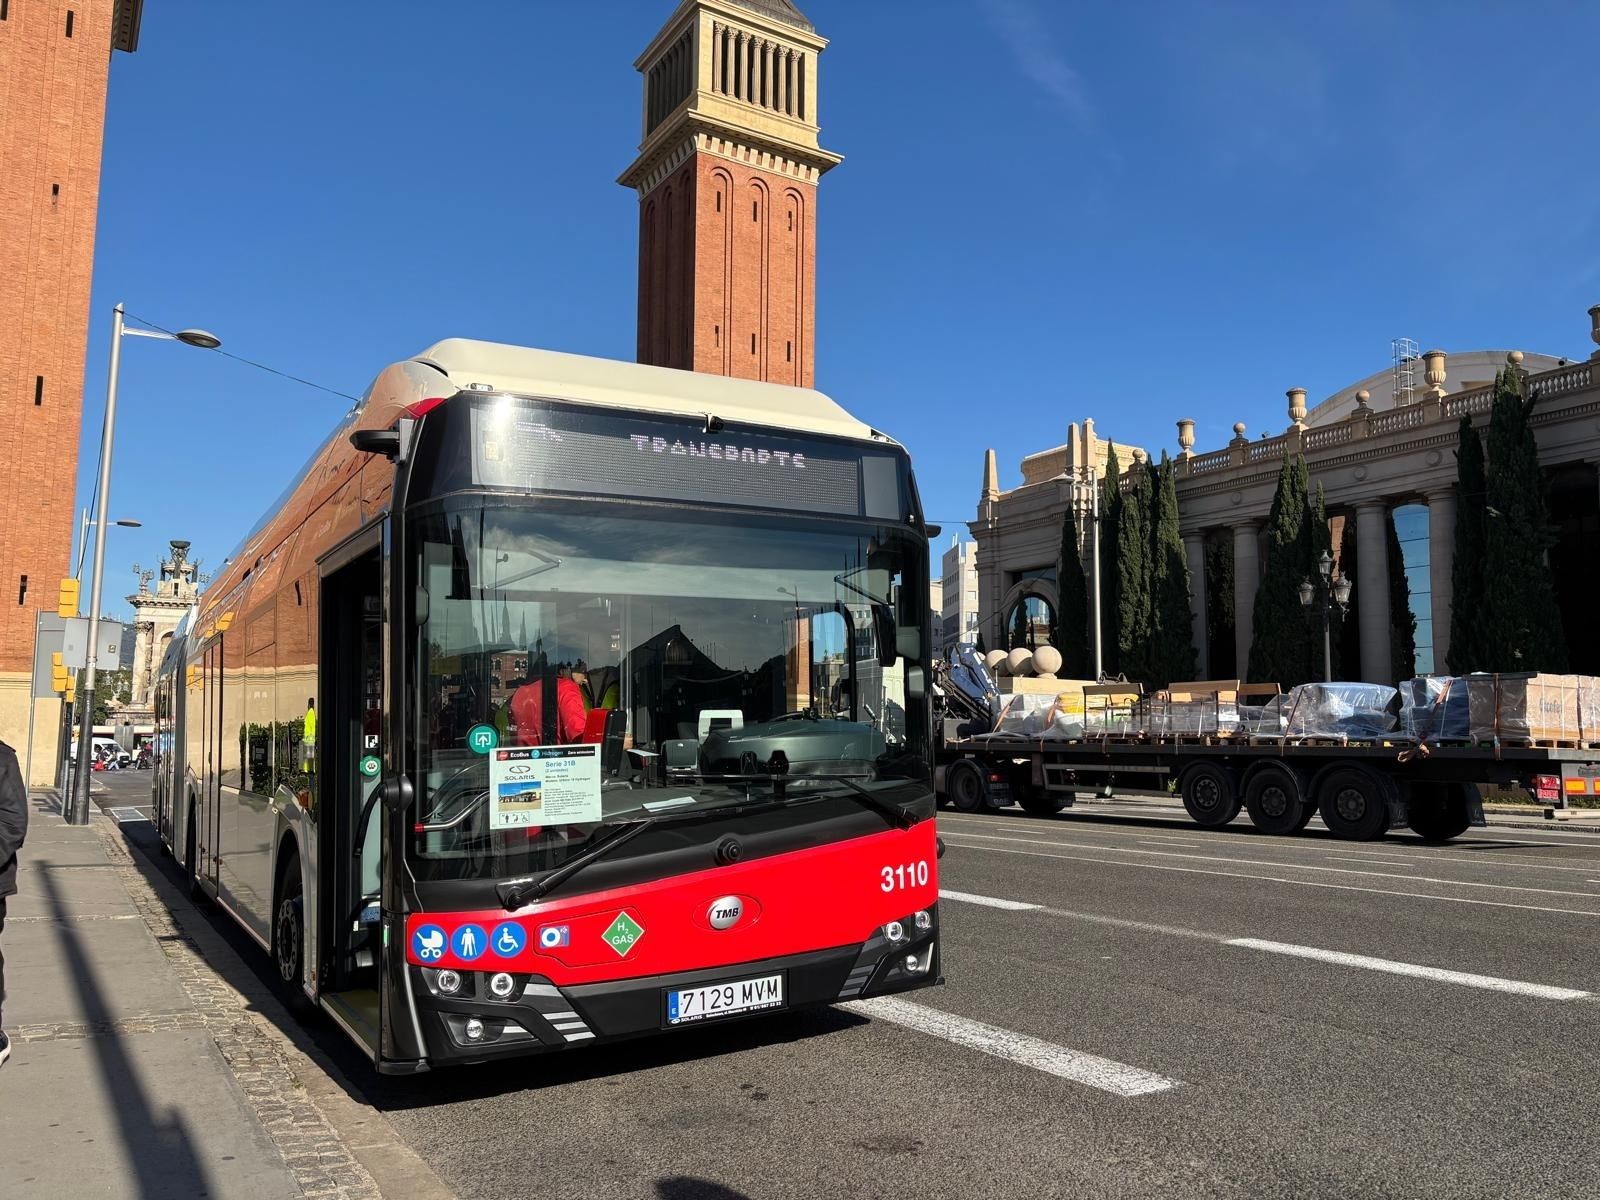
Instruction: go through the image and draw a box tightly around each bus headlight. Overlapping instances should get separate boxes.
[487,972,516,1000]
[883,920,907,945]
[465,1018,484,1041]
[913,910,932,931]
[436,970,462,995]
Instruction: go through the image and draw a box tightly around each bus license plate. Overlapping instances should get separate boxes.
[665,974,785,1026]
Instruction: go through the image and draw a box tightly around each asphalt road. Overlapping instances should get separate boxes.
[92,772,1600,1199]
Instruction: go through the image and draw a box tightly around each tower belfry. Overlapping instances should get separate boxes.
[620,0,841,387]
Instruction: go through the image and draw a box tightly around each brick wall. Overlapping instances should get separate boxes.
[0,0,117,684]
[637,149,819,389]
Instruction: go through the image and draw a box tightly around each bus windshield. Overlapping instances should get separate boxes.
[406,498,930,883]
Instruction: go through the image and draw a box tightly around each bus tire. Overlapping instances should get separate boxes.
[1179,762,1240,828]
[1408,782,1472,842]
[947,760,988,813]
[273,856,314,1018]
[1243,764,1304,835]
[184,801,204,901]
[1019,791,1067,817]
[1316,766,1392,841]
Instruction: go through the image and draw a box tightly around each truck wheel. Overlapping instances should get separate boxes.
[1408,783,1472,842]
[947,761,987,813]
[1243,765,1304,835]
[1019,792,1067,817]
[1179,762,1240,828]
[1316,767,1392,841]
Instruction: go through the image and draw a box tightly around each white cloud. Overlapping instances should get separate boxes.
[983,0,1095,133]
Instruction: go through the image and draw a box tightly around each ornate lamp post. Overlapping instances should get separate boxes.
[1298,550,1352,683]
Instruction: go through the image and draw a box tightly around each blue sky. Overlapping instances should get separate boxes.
[82,0,1600,616]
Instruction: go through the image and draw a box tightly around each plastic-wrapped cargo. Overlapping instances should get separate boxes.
[1240,694,1289,736]
[1280,683,1399,740]
[1083,685,1142,736]
[1467,673,1583,744]
[1398,676,1471,742]
[1144,692,1241,736]
[990,691,1087,740]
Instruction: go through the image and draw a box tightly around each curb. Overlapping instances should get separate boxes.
[80,802,456,1200]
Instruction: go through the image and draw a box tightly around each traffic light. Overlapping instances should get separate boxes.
[57,577,80,618]
[51,652,69,694]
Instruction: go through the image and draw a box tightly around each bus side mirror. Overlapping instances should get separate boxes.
[896,626,922,662]
[906,667,927,701]
[381,774,414,814]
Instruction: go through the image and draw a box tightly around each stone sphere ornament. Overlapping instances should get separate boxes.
[1032,645,1063,678]
[985,649,1009,674]
[1006,648,1035,677]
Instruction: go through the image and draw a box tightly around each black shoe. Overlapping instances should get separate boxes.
[0,1030,10,1070]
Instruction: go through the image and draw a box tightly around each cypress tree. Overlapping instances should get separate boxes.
[1116,459,1153,683]
[1147,452,1198,687]
[1206,536,1235,678]
[1248,455,1314,686]
[1447,417,1487,673]
[1055,504,1090,677]
[974,630,987,656]
[1098,445,1122,676]
[1480,367,1568,671]
[1008,602,1029,651]
[1386,512,1416,681]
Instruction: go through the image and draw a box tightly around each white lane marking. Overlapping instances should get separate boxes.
[939,836,1600,917]
[944,829,1600,900]
[1225,938,1592,1001]
[1332,856,1422,869]
[938,888,1042,911]
[107,806,150,823]
[842,996,1180,1097]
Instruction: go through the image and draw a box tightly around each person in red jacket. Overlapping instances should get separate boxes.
[510,663,588,746]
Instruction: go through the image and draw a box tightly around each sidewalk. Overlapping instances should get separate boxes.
[0,791,451,1200]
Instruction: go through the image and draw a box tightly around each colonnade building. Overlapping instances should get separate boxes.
[972,303,1600,685]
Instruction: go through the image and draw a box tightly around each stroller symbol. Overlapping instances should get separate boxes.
[413,925,446,961]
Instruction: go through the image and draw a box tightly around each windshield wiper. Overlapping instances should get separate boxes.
[498,819,655,910]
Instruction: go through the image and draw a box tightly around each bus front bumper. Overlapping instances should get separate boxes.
[403,910,940,1067]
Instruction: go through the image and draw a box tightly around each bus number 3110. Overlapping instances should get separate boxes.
[880,861,929,892]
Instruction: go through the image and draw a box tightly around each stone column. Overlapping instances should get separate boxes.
[1233,522,1261,680]
[1184,533,1209,679]
[1355,501,1393,683]
[1426,488,1456,673]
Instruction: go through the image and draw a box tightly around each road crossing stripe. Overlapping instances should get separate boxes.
[938,888,1041,911]
[1224,938,1592,1001]
[842,995,1180,1097]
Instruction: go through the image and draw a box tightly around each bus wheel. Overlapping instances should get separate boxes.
[1179,762,1239,828]
[273,861,313,1017]
[1408,783,1472,842]
[184,804,203,901]
[1019,791,1067,817]
[1316,767,1392,841]
[947,761,987,813]
[1243,765,1304,835]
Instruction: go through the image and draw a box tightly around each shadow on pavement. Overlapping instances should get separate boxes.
[656,1177,756,1200]
[34,861,216,1200]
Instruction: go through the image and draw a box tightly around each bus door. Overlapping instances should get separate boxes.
[317,539,384,1052]
[198,640,222,893]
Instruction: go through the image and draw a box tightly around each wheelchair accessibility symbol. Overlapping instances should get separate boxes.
[491,922,527,957]
[412,924,447,962]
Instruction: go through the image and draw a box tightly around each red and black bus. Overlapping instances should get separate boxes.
[154,340,941,1071]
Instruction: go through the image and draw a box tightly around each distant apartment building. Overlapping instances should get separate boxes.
[939,538,979,653]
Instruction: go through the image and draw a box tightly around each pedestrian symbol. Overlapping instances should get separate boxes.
[359,755,381,778]
[490,922,527,957]
[412,924,447,962]
[452,924,487,962]
[467,724,499,754]
[600,912,645,957]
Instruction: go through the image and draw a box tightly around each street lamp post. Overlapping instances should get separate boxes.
[66,303,219,826]
[1299,549,1352,684]
[1074,468,1104,680]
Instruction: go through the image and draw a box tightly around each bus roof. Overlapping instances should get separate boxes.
[415,339,886,444]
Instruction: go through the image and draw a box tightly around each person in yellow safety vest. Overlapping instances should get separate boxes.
[301,698,317,773]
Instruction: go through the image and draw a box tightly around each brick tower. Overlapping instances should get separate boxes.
[620,0,841,387]
[0,0,142,778]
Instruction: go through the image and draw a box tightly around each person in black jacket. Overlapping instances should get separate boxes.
[0,737,26,1069]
